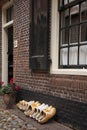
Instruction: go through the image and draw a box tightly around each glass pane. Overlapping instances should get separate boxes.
[79,45,87,64]
[64,0,68,5]
[69,46,78,65]
[61,9,69,28]
[60,48,68,65]
[59,0,62,7]
[60,0,68,7]
[6,6,13,22]
[81,1,87,22]
[70,5,79,25]
[69,0,75,3]
[70,26,78,44]
[80,23,87,42]
[61,29,69,45]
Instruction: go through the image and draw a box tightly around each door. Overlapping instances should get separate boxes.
[2,1,13,84]
[7,26,13,82]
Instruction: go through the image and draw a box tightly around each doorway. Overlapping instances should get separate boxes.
[2,0,13,84]
[7,26,13,82]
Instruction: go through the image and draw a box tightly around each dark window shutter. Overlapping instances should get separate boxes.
[30,0,50,71]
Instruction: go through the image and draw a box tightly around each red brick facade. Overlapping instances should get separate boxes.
[0,1,87,129]
[0,0,87,104]
[0,7,2,81]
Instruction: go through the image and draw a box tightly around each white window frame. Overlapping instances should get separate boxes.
[2,0,13,84]
[50,0,87,76]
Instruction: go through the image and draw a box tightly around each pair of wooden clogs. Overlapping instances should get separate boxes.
[17,100,56,124]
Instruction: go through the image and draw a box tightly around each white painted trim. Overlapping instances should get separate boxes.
[3,20,13,28]
[50,0,87,76]
[2,0,13,9]
[2,0,13,84]
[2,28,8,84]
[50,0,59,72]
[51,69,87,76]
[2,0,13,25]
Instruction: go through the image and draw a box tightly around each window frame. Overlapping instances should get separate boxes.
[59,0,87,69]
[50,0,87,75]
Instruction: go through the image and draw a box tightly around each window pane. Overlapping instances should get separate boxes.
[60,0,76,6]
[80,23,87,42]
[70,26,78,44]
[81,1,87,22]
[6,6,13,22]
[79,45,87,64]
[61,9,69,28]
[70,5,79,25]
[60,48,68,65]
[64,0,68,5]
[61,29,69,45]
[60,0,68,7]
[59,0,87,68]
[69,0,75,3]
[59,0,63,7]
[69,46,78,65]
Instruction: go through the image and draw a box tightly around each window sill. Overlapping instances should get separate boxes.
[50,68,87,76]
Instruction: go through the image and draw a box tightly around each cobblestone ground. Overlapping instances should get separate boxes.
[0,96,37,130]
[0,109,37,130]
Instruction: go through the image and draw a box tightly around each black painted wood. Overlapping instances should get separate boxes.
[30,0,50,71]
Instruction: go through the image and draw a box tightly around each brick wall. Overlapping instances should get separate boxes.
[13,0,30,83]
[0,8,2,81]
[0,0,87,129]
[13,0,87,104]
[0,0,86,103]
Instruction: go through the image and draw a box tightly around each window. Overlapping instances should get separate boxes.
[59,0,87,69]
[30,0,50,71]
[6,6,13,22]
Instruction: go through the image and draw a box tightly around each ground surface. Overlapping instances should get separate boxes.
[0,96,73,130]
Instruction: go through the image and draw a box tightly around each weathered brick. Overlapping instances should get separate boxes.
[0,0,87,121]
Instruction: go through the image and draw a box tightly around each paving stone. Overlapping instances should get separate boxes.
[0,96,73,130]
[0,109,36,130]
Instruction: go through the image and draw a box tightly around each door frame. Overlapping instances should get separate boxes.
[2,0,13,84]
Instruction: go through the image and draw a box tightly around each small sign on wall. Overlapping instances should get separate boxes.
[14,40,18,48]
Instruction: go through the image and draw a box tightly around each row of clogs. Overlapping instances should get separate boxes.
[17,100,56,124]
